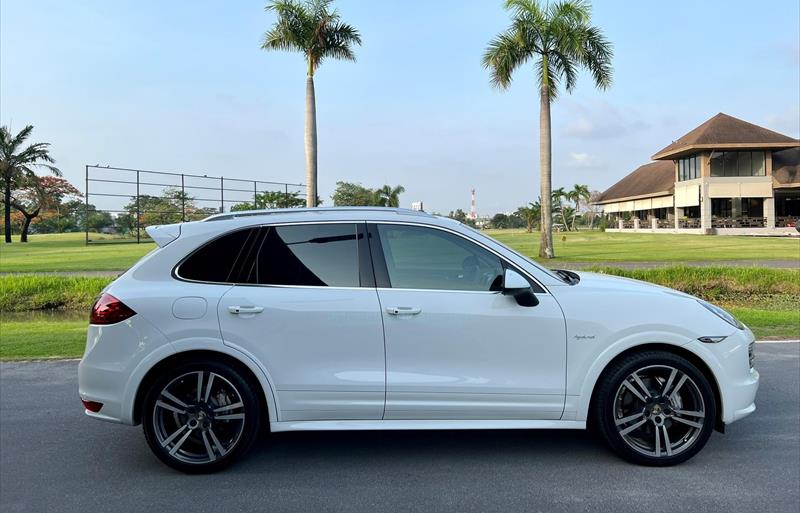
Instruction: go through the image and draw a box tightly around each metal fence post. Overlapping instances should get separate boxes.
[136,170,140,244]
[181,173,186,222]
[220,177,224,213]
[253,181,258,209]
[85,165,89,245]
[284,183,289,208]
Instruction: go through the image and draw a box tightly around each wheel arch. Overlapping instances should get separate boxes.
[585,343,724,433]
[132,349,275,428]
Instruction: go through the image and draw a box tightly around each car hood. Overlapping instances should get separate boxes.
[567,270,695,300]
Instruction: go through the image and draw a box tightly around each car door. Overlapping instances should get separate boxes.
[217,222,386,421]
[369,223,567,420]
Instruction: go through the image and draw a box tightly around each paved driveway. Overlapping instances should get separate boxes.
[1,343,798,513]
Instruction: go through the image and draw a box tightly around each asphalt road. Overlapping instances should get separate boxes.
[1,343,798,513]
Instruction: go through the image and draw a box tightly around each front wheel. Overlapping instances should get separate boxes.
[594,351,716,466]
[142,359,262,473]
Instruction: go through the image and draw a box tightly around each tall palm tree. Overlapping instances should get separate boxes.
[483,0,612,257]
[262,0,361,207]
[0,125,60,243]
[374,184,405,207]
[568,183,590,230]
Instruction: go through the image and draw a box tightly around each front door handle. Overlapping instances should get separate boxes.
[228,305,264,315]
[385,306,422,316]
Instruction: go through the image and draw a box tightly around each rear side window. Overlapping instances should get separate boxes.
[177,228,258,283]
[252,224,360,287]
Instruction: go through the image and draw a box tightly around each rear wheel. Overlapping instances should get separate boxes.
[594,351,716,466]
[142,359,261,473]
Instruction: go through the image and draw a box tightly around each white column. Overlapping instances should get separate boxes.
[618,219,624,230]
[651,217,658,230]
[633,218,640,230]
[700,182,712,233]
[764,197,775,228]
[674,207,683,230]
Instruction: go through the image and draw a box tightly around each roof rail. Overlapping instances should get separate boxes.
[203,206,434,222]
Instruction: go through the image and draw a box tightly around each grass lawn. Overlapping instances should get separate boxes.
[0,312,86,360]
[0,232,154,272]
[487,229,800,263]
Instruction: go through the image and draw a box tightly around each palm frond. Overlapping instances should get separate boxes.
[483,31,530,90]
[580,26,613,90]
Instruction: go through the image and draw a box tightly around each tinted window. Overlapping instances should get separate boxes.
[178,228,258,283]
[253,224,360,287]
[376,224,504,291]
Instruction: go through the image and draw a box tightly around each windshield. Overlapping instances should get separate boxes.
[457,224,574,284]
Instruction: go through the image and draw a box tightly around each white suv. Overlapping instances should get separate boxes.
[78,208,759,472]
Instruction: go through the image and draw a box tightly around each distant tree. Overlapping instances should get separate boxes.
[374,185,406,207]
[566,183,590,230]
[331,182,402,207]
[448,208,469,223]
[491,213,511,229]
[262,0,362,207]
[516,201,541,233]
[483,0,613,257]
[8,176,81,242]
[231,190,307,211]
[586,190,603,229]
[0,125,60,243]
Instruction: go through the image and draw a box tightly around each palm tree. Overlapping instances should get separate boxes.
[483,0,612,257]
[374,184,405,207]
[516,201,541,233]
[0,125,60,243]
[261,0,361,207]
[568,183,590,230]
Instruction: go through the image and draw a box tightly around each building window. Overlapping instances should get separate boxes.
[677,155,699,181]
[709,151,766,177]
[741,198,764,218]
[712,198,732,218]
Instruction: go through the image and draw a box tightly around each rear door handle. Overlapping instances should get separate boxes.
[385,306,422,316]
[228,306,264,315]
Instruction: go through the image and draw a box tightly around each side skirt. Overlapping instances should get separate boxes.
[270,419,586,433]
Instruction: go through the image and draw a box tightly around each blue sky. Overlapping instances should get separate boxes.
[2,0,798,215]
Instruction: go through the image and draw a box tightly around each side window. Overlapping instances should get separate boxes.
[177,228,259,283]
[376,224,504,291]
[253,224,360,287]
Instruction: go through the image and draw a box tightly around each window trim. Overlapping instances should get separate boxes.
[173,221,373,289]
[367,221,547,294]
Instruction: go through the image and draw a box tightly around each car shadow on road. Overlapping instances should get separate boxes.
[231,428,618,474]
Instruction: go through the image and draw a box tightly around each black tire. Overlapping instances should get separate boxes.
[593,350,716,466]
[142,358,262,473]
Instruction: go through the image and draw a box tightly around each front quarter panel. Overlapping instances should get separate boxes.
[551,274,738,421]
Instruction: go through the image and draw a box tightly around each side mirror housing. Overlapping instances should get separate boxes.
[502,268,539,307]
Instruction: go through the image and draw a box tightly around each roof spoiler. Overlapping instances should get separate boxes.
[145,223,181,247]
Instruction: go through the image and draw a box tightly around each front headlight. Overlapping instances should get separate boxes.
[697,299,744,330]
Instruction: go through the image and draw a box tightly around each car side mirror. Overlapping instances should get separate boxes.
[502,268,539,307]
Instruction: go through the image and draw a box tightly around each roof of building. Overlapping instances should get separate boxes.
[594,161,675,204]
[773,147,800,188]
[652,113,799,160]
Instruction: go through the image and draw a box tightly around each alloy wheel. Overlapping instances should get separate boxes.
[612,365,706,458]
[152,371,247,465]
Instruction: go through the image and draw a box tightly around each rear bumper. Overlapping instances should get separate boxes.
[78,317,172,425]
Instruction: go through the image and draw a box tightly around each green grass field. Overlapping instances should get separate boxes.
[1,312,87,360]
[487,229,800,263]
[0,232,154,272]
[1,230,798,273]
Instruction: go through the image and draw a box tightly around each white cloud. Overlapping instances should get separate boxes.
[567,152,597,168]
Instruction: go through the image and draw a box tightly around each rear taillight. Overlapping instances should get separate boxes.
[90,293,136,325]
